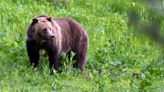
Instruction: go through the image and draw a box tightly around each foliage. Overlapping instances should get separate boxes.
[0,0,163,91]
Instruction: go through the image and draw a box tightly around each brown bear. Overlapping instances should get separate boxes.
[26,15,88,72]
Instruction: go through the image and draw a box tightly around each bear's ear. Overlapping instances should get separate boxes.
[31,18,38,25]
[47,17,52,21]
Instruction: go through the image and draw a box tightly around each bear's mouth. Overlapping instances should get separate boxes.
[40,40,47,45]
[39,36,54,46]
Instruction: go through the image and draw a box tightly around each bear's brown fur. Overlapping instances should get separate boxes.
[26,15,88,72]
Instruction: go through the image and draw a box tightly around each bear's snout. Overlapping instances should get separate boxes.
[51,35,54,38]
[47,34,54,39]
[46,29,54,39]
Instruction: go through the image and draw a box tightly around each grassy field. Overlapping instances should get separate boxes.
[0,0,163,91]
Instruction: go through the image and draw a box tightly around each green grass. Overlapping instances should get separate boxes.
[0,0,164,91]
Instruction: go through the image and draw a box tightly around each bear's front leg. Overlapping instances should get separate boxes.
[26,40,40,68]
[47,49,60,72]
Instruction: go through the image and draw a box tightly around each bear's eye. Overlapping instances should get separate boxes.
[47,28,52,32]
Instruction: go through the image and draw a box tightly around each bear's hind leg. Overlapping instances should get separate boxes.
[73,51,87,72]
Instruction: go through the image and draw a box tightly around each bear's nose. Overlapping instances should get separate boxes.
[51,35,54,38]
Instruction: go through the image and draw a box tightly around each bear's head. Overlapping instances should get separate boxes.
[29,15,55,44]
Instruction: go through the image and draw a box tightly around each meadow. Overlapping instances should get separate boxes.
[0,0,163,91]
